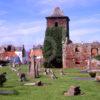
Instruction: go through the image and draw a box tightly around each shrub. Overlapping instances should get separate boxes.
[94,55,100,61]
[89,71,96,78]
[0,72,7,87]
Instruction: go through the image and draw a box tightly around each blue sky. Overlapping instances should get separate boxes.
[0,0,100,50]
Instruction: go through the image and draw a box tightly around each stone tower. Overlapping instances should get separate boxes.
[46,7,70,41]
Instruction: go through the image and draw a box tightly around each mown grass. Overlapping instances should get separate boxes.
[0,65,100,100]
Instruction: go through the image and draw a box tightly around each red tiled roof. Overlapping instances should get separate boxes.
[0,51,17,60]
[29,49,43,57]
[4,51,17,57]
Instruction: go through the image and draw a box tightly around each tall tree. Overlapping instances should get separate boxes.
[95,55,100,60]
[22,45,26,57]
[43,26,65,68]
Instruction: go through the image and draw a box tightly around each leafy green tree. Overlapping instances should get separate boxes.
[43,26,65,68]
[95,55,100,60]
[0,72,7,87]
[22,45,26,57]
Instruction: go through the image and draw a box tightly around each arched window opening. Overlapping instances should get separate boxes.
[75,47,79,52]
[55,22,58,27]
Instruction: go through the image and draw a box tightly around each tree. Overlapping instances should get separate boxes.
[0,72,7,87]
[95,55,100,61]
[43,26,66,68]
[22,45,26,57]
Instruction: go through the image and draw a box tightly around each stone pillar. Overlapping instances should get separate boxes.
[62,40,67,68]
[98,48,100,55]
[29,56,36,78]
[35,60,39,78]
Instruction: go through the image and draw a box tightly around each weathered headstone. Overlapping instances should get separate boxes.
[60,69,65,76]
[24,81,43,86]
[43,68,51,75]
[11,67,17,72]
[35,81,43,86]
[43,68,48,75]
[64,86,81,96]
[35,62,39,78]
[47,68,51,75]
[29,56,39,78]
[95,76,100,82]
[20,73,26,82]
[0,90,18,95]
[12,62,15,68]
[50,69,57,79]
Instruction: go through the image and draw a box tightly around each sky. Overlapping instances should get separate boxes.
[0,0,100,50]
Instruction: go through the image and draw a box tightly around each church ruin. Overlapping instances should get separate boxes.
[63,41,100,68]
[46,7,100,69]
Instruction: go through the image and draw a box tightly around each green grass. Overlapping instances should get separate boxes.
[0,65,100,100]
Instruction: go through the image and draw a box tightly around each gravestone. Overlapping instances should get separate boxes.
[35,81,43,86]
[24,81,43,86]
[0,90,18,95]
[43,68,50,75]
[64,86,81,96]
[35,61,39,78]
[50,69,57,79]
[20,73,27,82]
[60,69,65,75]
[43,68,57,79]
[29,56,39,78]
[43,68,48,75]
[95,76,100,82]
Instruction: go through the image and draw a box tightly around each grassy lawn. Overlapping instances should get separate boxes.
[0,65,100,100]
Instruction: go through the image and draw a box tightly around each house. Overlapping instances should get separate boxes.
[0,45,23,65]
[29,48,43,60]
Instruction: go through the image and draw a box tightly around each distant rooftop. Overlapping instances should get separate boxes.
[51,7,64,17]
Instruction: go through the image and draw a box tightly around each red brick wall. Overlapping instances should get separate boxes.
[63,43,100,69]
[47,18,67,29]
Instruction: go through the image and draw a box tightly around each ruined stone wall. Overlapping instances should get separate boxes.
[63,42,100,68]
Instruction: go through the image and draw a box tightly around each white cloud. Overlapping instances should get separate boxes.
[70,13,100,34]
[0,20,46,48]
[0,20,45,37]
[71,28,100,36]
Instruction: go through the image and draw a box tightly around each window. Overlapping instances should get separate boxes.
[75,59,80,64]
[55,22,58,27]
[75,47,79,52]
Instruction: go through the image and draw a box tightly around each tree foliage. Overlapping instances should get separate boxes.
[95,55,100,61]
[43,26,65,68]
[22,45,26,57]
[0,72,7,87]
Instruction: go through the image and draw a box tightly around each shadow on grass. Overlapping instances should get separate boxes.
[3,85,17,88]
